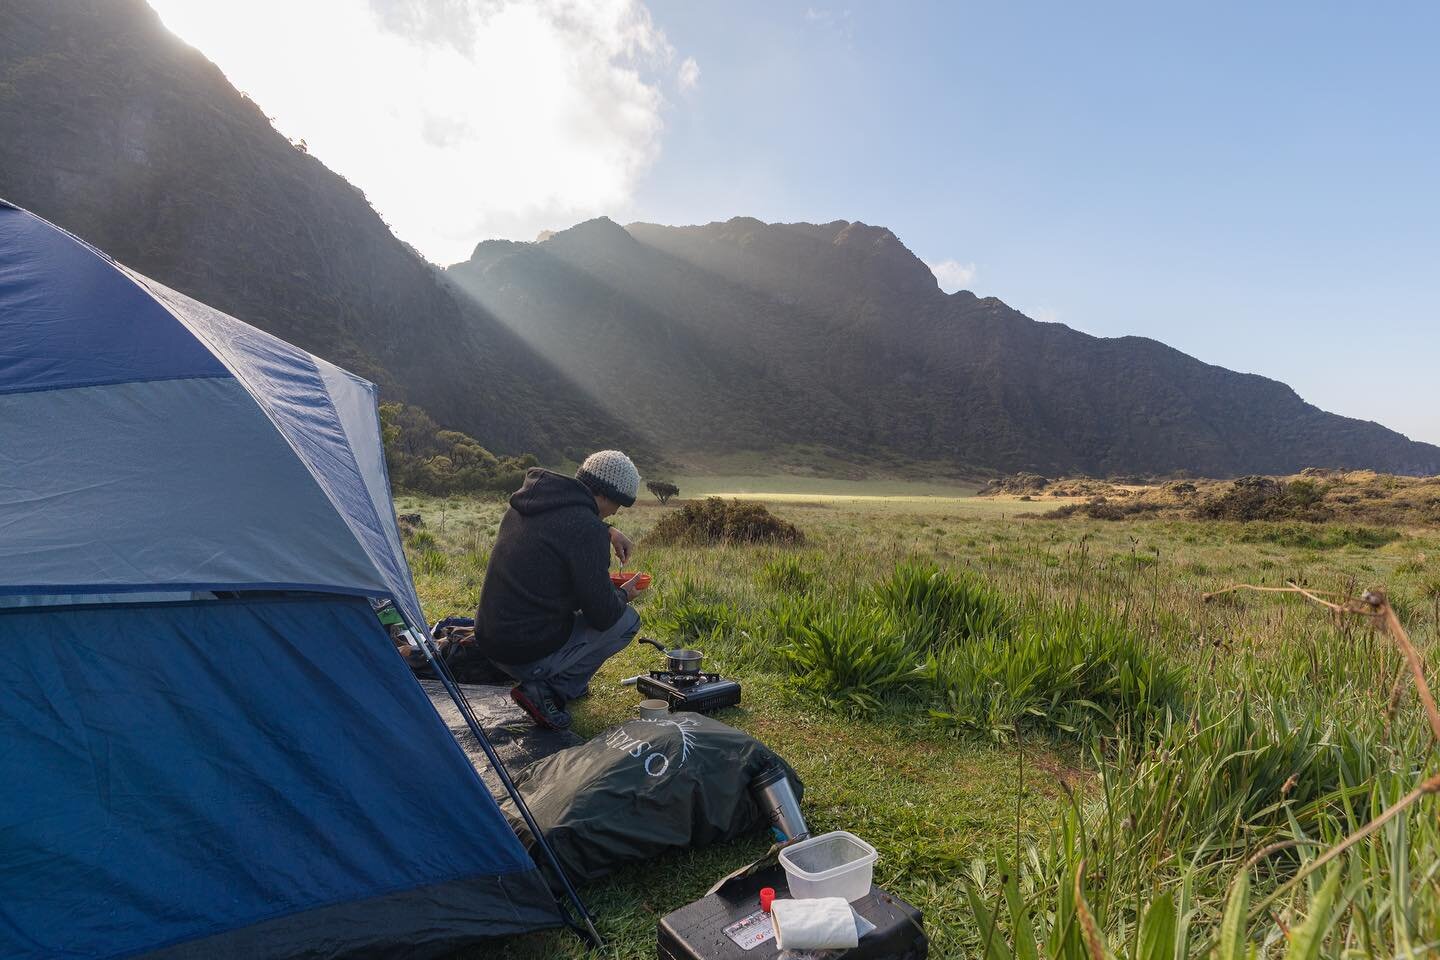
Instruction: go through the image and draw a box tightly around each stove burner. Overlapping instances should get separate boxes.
[647,670,721,687]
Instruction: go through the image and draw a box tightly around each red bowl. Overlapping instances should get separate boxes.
[610,572,652,591]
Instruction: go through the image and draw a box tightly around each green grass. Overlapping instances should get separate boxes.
[397,484,1440,959]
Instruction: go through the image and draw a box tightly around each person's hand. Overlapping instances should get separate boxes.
[621,573,643,603]
[609,526,635,565]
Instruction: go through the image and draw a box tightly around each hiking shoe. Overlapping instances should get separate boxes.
[511,681,571,730]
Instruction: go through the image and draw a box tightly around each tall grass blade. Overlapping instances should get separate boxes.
[999,852,1039,960]
[1284,865,1342,960]
[1217,872,1249,960]
[965,879,1016,960]
[1136,892,1176,960]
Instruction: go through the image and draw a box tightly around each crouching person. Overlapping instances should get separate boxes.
[476,450,644,729]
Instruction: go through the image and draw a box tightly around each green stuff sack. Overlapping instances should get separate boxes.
[501,713,803,883]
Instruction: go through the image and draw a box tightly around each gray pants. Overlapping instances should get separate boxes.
[494,606,640,702]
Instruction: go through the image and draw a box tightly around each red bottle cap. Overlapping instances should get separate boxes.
[760,887,775,913]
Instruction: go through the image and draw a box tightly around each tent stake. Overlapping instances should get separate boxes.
[412,629,604,950]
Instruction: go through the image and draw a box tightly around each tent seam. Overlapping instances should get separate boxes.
[0,583,393,606]
[0,372,232,397]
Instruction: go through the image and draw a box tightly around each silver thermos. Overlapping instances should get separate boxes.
[749,765,809,844]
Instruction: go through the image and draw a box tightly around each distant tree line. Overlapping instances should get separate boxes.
[380,402,537,495]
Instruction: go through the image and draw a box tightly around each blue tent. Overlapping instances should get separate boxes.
[0,200,561,958]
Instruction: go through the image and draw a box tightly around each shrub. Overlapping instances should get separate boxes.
[980,472,1051,495]
[1193,476,1334,522]
[646,498,804,546]
[1079,497,1128,521]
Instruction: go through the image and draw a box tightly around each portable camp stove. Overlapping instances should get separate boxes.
[637,670,742,714]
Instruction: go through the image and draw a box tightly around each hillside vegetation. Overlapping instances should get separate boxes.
[380,403,539,496]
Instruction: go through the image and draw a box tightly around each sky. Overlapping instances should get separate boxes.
[149,0,1439,445]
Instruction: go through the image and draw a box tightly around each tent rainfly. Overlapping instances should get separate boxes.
[0,199,562,958]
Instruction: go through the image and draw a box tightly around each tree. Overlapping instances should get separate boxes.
[647,480,680,504]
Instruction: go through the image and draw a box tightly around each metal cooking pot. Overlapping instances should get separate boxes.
[638,637,704,673]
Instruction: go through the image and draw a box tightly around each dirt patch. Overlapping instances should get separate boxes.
[1024,748,1094,794]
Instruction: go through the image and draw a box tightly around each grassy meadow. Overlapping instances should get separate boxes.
[395,487,1440,959]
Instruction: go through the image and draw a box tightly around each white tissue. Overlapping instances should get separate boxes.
[771,897,860,951]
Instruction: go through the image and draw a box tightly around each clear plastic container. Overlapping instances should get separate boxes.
[778,830,877,902]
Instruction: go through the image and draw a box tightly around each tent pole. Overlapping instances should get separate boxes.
[411,628,604,950]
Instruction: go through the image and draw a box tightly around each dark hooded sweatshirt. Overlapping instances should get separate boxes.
[475,468,628,664]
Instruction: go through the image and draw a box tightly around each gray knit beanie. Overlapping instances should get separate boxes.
[576,450,640,507]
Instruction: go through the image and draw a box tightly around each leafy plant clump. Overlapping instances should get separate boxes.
[876,560,1011,646]
[776,602,921,713]
[646,497,805,546]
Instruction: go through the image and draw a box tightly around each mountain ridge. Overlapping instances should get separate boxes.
[448,215,1440,477]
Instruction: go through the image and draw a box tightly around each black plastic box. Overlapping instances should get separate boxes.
[658,863,926,959]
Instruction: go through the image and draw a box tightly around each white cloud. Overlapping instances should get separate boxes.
[803,6,853,40]
[677,56,700,92]
[925,259,977,293]
[149,0,684,263]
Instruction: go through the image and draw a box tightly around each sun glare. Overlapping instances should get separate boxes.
[147,0,679,263]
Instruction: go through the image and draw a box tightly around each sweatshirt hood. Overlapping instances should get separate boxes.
[509,467,599,517]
